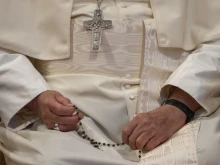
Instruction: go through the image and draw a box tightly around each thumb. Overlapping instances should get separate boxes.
[55,93,72,106]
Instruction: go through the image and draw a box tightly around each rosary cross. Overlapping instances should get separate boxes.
[83,0,112,50]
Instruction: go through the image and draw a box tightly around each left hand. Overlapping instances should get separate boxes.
[122,105,187,151]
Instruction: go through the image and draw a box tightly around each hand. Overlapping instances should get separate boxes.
[122,105,187,151]
[27,90,84,132]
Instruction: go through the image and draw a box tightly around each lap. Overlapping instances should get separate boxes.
[0,118,136,165]
[1,110,220,165]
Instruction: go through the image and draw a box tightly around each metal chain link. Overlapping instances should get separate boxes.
[97,0,103,9]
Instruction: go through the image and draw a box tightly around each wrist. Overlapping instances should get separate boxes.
[26,96,38,112]
[26,91,48,112]
[163,104,187,120]
[162,99,194,123]
[169,87,201,112]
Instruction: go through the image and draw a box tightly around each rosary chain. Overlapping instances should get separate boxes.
[74,105,142,160]
[97,0,103,9]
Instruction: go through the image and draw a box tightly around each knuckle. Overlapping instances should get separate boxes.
[142,117,150,125]
[136,113,143,119]
[142,120,148,125]
[136,139,143,149]
[122,128,129,136]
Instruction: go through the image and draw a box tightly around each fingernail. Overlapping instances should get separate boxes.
[72,111,78,115]
[78,113,84,120]
[67,104,74,107]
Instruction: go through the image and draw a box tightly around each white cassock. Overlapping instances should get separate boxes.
[0,0,220,165]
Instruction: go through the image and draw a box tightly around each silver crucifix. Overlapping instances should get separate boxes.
[83,8,112,51]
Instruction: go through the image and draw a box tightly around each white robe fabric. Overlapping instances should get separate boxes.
[0,1,220,165]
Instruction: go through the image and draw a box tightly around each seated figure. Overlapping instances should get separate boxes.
[0,0,220,165]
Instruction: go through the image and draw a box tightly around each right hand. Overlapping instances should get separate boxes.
[27,90,83,132]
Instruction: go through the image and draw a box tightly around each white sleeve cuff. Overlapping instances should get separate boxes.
[160,40,220,116]
[0,52,49,131]
[7,77,48,131]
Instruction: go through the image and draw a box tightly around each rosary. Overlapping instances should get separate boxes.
[83,0,113,51]
[75,106,143,160]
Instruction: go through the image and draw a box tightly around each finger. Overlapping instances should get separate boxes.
[136,132,152,150]
[44,122,55,129]
[77,113,84,120]
[144,136,164,151]
[50,112,80,125]
[128,125,146,150]
[55,93,72,106]
[51,102,76,116]
[122,120,138,144]
[58,124,78,132]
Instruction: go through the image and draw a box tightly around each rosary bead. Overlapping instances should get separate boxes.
[76,120,134,158]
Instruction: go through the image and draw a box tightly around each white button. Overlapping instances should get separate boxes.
[125,84,131,89]
[133,113,137,119]
[121,4,127,8]
[125,74,131,79]
[160,38,168,45]
[129,95,135,100]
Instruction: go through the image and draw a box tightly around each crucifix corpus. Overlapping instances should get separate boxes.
[83,1,113,51]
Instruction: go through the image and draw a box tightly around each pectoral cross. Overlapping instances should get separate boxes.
[83,9,112,51]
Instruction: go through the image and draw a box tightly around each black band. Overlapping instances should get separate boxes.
[162,99,195,123]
